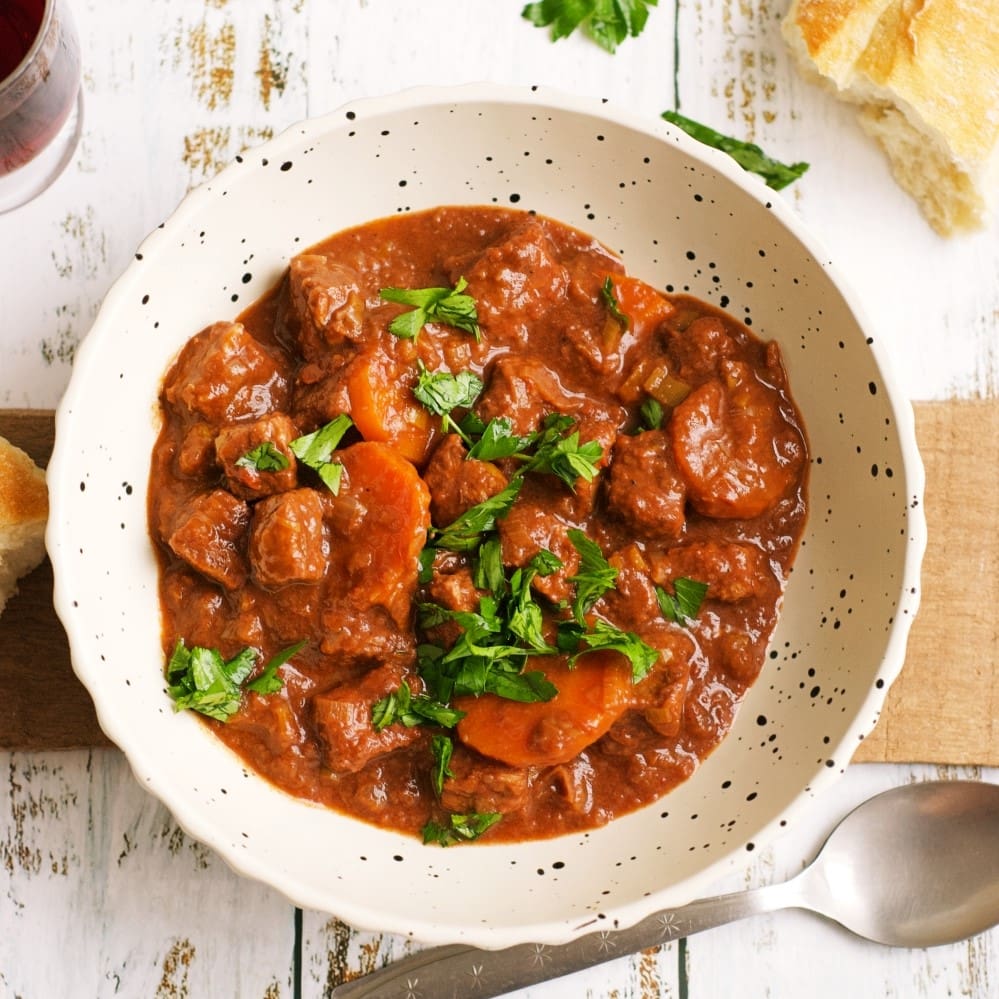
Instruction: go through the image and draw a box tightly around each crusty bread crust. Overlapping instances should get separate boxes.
[0,435,49,616]
[783,0,999,235]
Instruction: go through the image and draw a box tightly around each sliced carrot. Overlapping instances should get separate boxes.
[608,274,675,340]
[332,441,431,627]
[346,352,434,464]
[454,651,633,768]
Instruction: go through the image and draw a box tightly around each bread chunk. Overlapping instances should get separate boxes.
[783,0,999,235]
[0,436,49,616]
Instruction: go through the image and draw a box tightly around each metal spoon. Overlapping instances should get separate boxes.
[330,780,999,998]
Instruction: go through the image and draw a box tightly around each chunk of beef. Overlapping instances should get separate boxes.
[227,691,305,756]
[319,603,414,668]
[311,663,424,774]
[647,540,775,603]
[163,321,288,424]
[166,489,250,590]
[248,488,327,590]
[279,255,365,361]
[452,217,570,347]
[605,430,687,541]
[476,354,623,455]
[497,498,579,605]
[422,559,482,650]
[175,422,217,478]
[423,434,508,527]
[439,747,531,815]
[546,756,596,814]
[215,413,300,499]
[666,313,738,381]
[426,562,480,614]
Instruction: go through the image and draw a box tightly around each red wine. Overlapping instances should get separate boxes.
[0,0,44,81]
[0,0,81,176]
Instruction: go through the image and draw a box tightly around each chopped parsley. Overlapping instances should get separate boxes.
[380,277,480,341]
[166,639,305,722]
[289,414,354,494]
[515,414,603,491]
[413,363,483,420]
[656,576,709,625]
[235,441,290,472]
[465,417,535,462]
[639,397,664,430]
[561,618,659,682]
[522,0,659,53]
[566,528,618,624]
[661,111,809,191]
[430,734,455,796]
[371,680,466,732]
[431,478,524,553]
[422,811,502,846]
[601,276,629,329]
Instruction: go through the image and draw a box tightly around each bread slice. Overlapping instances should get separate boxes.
[782,0,999,235]
[0,435,49,617]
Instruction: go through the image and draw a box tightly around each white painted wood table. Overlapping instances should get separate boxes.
[2,2,998,997]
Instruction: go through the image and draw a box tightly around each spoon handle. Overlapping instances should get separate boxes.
[330,880,800,998]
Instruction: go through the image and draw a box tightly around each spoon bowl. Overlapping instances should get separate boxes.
[801,779,999,947]
[330,780,999,997]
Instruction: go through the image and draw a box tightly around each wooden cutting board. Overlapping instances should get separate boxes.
[1,404,996,763]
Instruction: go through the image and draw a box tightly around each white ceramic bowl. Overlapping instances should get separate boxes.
[47,84,925,948]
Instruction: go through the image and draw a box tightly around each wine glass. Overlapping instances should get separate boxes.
[0,0,82,213]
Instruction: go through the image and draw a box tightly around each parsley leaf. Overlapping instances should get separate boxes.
[662,111,809,191]
[235,441,290,472]
[166,639,304,721]
[417,601,559,704]
[566,528,618,624]
[413,362,483,420]
[522,0,658,53]
[639,397,664,430]
[601,276,629,329]
[289,414,353,494]
[430,734,455,797]
[247,639,306,695]
[563,618,659,682]
[412,362,485,444]
[422,810,502,846]
[656,577,709,625]
[371,680,466,732]
[431,478,524,552]
[466,417,535,462]
[507,550,562,651]
[380,277,480,341]
[472,535,506,595]
[517,414,603,490]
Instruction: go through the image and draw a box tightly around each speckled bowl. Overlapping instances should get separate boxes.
[47,84,925,948]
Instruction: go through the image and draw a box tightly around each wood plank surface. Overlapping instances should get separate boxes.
[2,400,996,763]
[1,3,996,997]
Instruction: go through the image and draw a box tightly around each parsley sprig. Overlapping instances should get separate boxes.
[423,811,502,846]
[522,0,659,53]
[566,527,618,623]
[380,277,480,341]
[662,111,809,191]
[656,577,709,625]
[289,414,354,494]
[235,441,289,472]
[601,276,629,329]
[412,362,485,442]
[166,639,305,722]
[235,415,354,494]
[371,679,466,732]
